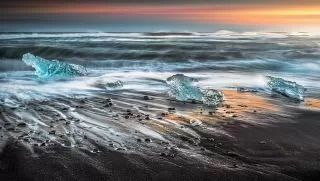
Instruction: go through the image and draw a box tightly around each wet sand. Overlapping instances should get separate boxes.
[0,90,320,180]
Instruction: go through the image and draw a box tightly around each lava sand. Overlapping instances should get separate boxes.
[0,89,320,181]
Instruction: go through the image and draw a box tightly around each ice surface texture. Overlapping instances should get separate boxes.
[266,76,306,101]
[22,53,87,79]
[166,74,223,106]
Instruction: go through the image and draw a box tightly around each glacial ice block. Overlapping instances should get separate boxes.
[266,76,306,101]
[94,80,124,90]
[201,89,224,106]
[22,53,87,79]
[166,74,203,102]
[166,74,223,106]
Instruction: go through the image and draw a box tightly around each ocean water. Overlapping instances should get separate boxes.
[0,31,319,107]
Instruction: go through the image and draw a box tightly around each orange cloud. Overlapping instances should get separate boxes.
[5,4,320,26]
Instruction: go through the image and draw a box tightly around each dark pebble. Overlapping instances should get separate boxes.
[160,152,167,157]
[168,107,175,111]
[7,127,15,131]
[49,130,56,135]
[17,122,27,127]
[137,138,142,142]
[145,138,152,142]
[124,115,129,119]
[143,96,150,100]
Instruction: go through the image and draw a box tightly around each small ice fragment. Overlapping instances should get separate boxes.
[266,76,306,101]
[201,89,224,106]
[22,53,87,79]
[166,74,223,106]
[94,80,123,90]
[166,74,203,102]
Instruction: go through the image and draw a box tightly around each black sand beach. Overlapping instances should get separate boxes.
[1,90,319,181]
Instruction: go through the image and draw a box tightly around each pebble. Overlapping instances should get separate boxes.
[17,122,27,127]
[160,152,167,157]
[145,138,152,143]
[49,130,56,135]
[143,96,150,100]
[259,141,267,144]
[168,107,175,111]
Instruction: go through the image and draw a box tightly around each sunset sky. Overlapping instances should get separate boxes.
[1,0,320,32]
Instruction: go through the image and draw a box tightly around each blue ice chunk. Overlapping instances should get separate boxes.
[22,53,87,79]
[166,74,223,106]
[266,76,306,101]
[166,74,203,102]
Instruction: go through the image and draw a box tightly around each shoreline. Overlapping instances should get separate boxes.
[0,89,320,180]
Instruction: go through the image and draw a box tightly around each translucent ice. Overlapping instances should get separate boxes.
[266,76,306,101]
[22,53,87,79]
[94,80,124,90]
[166,74,223,106]
[201,89,224,106]
[166,74,203,102]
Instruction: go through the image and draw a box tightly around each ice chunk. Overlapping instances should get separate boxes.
[201,89,224,106]
[166,74,223,106]
[94,80,123,90]
[22,53,87,79]
[266,76,306,101]
[166,74,203,102]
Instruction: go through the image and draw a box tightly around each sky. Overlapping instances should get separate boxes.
[1,0,320,32]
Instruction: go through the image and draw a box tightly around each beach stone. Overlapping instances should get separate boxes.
[137,138,142,142]
[6,127,15,131]
[259,141,267,144]
[17,122,27,127]
[160,152,167,157]
[145,138,152,143]
[49,130,56,135]
[168,107,176,111]
[143,96,150,100]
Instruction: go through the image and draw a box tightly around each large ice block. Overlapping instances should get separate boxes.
[166,74,223,106]
[22,53,87,79]
[166,74,203,102]
[266,76,306,101]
